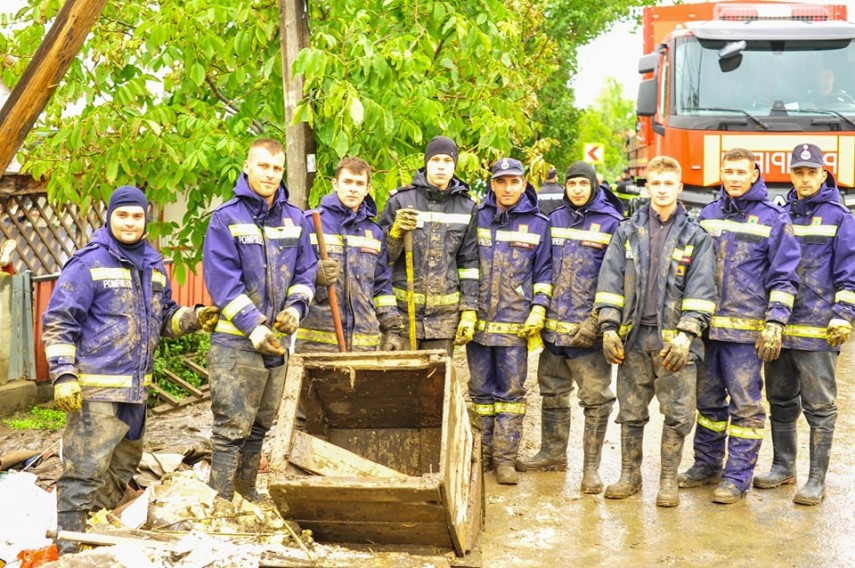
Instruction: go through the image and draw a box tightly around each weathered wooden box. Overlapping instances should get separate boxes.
[267,350,483,557]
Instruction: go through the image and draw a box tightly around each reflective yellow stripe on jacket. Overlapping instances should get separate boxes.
[545,319,579,335]
[45,343,76,359]
[79,373,153,388]
[476,321,524,335]
[297,328,380,347]
[699,219,772,238]
[710,316,764,331]
[550,227,611,245]
[393,288,459,306]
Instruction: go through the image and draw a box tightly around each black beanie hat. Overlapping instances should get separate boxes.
[424,135,458,166]
[565,161,598,189]
[107,185,148,237]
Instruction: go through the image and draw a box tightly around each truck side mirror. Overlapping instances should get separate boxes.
[637,79,657,117]
[638,53,659,74]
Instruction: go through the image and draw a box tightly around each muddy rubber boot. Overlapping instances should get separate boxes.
[208,450,241,501]
[793,428,832,506]
[754,421,797,489]
[479,415,495,472]
[678,463,723,488]
[605,426,643,499]
[580,415,609,494]
[515,407,570,472]
[496,464,520,485]
[656,428,685,508]
[56,511,86,555]
[234,448,263,503]
[494,412,523,485]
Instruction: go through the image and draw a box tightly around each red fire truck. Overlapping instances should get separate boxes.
[626,1,855,211]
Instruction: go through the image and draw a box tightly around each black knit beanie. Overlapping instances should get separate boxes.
[424,136,459,166]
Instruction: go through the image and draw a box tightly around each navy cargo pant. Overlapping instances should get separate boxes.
[764,349,838,432]
[467,341,527,466]
[693,340,765,491]
[539,342,614,417]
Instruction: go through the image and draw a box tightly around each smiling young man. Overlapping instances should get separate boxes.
[378,136,479,355]
[203,138,317,502]
[295,157,403,353]
[594,156,716,507]
[43,186,218,553]
[468,157,552,484]
[753,144,855,505]
[680,148,801,504]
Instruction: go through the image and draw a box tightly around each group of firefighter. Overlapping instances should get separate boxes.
[41,134,852,552]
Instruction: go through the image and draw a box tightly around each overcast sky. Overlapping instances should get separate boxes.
[572,0,855,108]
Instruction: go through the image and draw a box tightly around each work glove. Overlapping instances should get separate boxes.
[379,329,405,351]
[826,318,852,347]
[249,325,287,356]
[755,321,784,362]
[454,310,478,346]
[518,306,546,339]
[54,375,82,413]
[316,259,340,287]
[195,306,220,333]
[659,331,692,372]
[389,207,419,239]
[569,312,600,348]
[273,307,301,335]
[602,330,625,364]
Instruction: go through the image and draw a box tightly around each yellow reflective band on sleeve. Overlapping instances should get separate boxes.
[595,292,625,308]
[672,245,695,262]
[214,319,245,336]
[476,321,524,334]
[696,412,728,433]
[458,268,480,280]
[45,343,76,359]
[793,224,837,238]
[151,269,166,287]
[782,324,827,339]
[550,227,612,245]
[710,316,765,331]
[682,299,716,314]
[264,225,303,240]
[309,233,344,247]
[373,294,397,308]
[472,402,496,416]
[419,212,472,225]
[533,283,553,297]
[288,284,314,302]
[171,307,191,335]
[494,401,526,415]
[496,230,541,245]
[835,290,855,305]
[222,294,254,320]
[394,288,460,306]
[769,290,795,308]
[700,219,772,238]
[545,319,579,335]
[728,424,764,440]
[228,224,261,238]
[297,328,380,347]
[89,267,131,281]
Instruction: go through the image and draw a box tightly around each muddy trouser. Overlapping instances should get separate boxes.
[467,342,527,466]
[615,327,696,437]
[208,345,288,497]
[765,349,838,433]
[57,401,146,546]
[694,340,764,492]
[540,343,614,418]
[418,338,454,356]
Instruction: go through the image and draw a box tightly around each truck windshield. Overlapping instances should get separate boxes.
[673,37,855,117]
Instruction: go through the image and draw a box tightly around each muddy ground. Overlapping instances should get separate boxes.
[2,343,855,567]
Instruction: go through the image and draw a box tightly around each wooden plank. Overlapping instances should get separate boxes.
[282,499,448,524]
[289,430,407,479]
[269,475,442,504]
[329,428,440,476]
[297,519,453,548]
[150,391,210,415]
[440,362,474,555]
[0,0,110,175]
[181,356,210,379]
[161,368,204,398]
[323,398,443,430]
[267,355,306,472]
[149,383,181,406]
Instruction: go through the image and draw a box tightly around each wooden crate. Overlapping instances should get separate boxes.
[268,350,483,558]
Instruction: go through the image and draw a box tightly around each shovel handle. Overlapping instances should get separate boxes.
[312,211,347,352]
[404,231,417,350]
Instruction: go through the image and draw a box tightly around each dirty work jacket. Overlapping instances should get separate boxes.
[473,184,552,347]
[698,174,801,344]
[595,203,717,359]
[297,192,397,350]
[378,170,479,339]
[783,176,855,350]
[537,181,565,215]
[43,228,190,403]
[203,174,317,353]
[544,189,623,347]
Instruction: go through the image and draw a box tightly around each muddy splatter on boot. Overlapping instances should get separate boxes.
[754,421,797,489]
[515,406,570,472]
[56,511,86,555]
[793,428,832,506]
[581,415,609,494]
[605,425,643,499]
[656,428,685,507]
[494,411,524,485]
[234,451,263,502]
[208,450,241,501]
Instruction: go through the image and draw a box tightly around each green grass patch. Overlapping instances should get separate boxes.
[3,405,66,430]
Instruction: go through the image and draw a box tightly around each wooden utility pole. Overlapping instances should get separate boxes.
[279,0,316,209]
[0,0,109,177]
